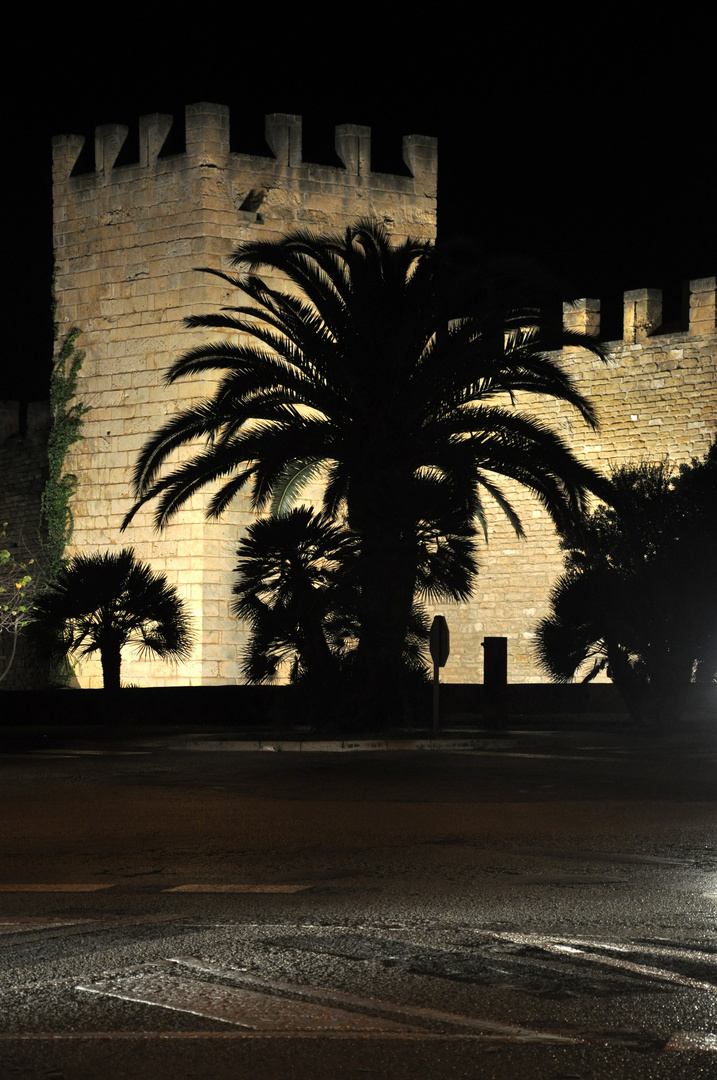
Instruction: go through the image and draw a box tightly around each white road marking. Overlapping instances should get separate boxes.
[77,972,416,1031]
[505,874,628,884]
[540,936,717,967]
[163,884,313,893]
[485,932,717,992]
[0,884,114,892]
[0,1031,585,1041]
[665,1031,717,1051]
[19,749,150,757]
[168,957,581,1042]
[0,917,94,934]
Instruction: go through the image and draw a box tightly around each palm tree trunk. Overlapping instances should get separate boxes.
[298,600,339,682]
[100,645,122,691]
[353,523,418,730]
[609,638,694,730]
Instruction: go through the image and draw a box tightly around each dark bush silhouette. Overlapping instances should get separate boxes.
[535,441,717,726]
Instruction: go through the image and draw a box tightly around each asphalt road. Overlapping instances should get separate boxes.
[0,726,715,1078]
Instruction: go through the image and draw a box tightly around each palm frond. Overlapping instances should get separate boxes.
[269,459,327,517]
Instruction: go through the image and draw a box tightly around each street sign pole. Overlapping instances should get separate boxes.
[429,616,449,737]
[432,658,440,736]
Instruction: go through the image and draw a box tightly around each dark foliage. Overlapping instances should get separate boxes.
[231,507,479,697]
[535,440,717,726]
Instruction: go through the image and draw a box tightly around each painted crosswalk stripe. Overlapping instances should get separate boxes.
[163,884,313,893]
[78,964,580,1042]
[168,958,581,1042]
[485,931,717,993]
[77,973,415,1031]
[0,884,113,892]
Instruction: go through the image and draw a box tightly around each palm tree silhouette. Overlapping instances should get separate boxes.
[32,548,193,690]
[124,220,608,720]
[232,506,478,696]
[535,449,717,726]
[232,508,359,686]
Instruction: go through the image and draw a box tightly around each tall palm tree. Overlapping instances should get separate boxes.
[123,220,609,719]
[31,548,193,690]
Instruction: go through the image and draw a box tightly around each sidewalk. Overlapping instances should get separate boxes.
[3,716,714,756]
[161,720,717,754]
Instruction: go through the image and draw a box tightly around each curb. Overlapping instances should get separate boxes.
[167,737,517,753]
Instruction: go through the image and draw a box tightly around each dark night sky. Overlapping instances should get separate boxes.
[6,13,714,402]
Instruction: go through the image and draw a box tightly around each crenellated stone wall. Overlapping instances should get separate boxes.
[430,279,716,683]
[48,102,715,687]
[51,103,437,687]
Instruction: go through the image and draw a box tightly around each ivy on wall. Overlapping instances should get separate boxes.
[41,328,90,579]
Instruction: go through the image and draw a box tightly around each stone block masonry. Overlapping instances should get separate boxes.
[52,103,437,687]
[50,102,714,686]
[427,280,716,683]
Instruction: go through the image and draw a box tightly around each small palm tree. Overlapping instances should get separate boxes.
[232,508,359,685]
[232,507,479,701]
[32,548,193,689]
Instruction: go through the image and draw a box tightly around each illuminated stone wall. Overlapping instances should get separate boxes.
[430,279,716,683]
[51,103,714,686]
[51,103,437,686]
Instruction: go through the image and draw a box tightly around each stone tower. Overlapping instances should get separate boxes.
[51,103,438,686]
[50,103,715,688]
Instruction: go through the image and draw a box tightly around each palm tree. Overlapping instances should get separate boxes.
[232,506,479,695]
[232,507,359,686]
[123,220,609,719]
[535,450,717,726]
[31,548,193,690]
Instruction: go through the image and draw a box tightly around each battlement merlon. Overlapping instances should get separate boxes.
[563,278,716,342]
[51,102,438,194]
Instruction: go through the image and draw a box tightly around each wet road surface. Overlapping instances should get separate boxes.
[0,726,715,1077]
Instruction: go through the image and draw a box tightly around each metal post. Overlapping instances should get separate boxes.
[482,636,507,727]
[432,658,440,736]
[430,616,450,737]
